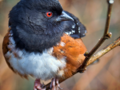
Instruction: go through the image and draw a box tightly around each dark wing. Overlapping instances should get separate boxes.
[64,11,87,38]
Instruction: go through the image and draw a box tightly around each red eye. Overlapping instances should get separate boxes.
[46,12,53,17]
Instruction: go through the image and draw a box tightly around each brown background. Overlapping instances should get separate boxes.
[0,0,120,90]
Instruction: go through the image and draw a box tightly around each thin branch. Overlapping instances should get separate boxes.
[77,0,114,72]
[87,36,120,66]
[45,36,120,89]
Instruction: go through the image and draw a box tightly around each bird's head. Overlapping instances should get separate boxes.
[9,0,74,52]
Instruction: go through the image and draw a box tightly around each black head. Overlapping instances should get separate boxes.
[9,0,73,53]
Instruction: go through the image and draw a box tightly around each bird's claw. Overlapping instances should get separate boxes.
[50,78,62,90]
[34,79,46,90]
[56,78,62,90]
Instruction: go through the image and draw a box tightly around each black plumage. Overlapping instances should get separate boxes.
[64,11,87,38]
[9,0,86,53]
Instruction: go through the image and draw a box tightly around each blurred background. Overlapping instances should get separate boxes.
[0,0,120,90]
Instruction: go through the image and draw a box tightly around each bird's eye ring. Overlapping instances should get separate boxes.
[46,12,53,17]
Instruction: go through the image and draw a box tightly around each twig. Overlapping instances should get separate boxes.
[87,36,120,66]
[77,0,114,72]
[45,36,120,89]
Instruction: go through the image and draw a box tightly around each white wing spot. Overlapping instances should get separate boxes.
[72,24,75,29]
[60,42,65,47]
[65,32,69,35]
[78,27,80,31]
[65,32,72,35]
[72,30,75,33]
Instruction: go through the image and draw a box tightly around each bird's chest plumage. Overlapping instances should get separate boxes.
[3,30,86,80]
[3,32,66,80]
[5,48,66,80]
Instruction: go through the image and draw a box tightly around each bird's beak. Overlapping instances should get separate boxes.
[55,11,74,22]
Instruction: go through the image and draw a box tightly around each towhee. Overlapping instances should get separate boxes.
[2,0,87,90]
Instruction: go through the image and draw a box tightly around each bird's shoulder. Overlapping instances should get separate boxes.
[53,34,87,78]
[53,34,86,65]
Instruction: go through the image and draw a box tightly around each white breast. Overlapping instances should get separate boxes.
[5,37,66,80]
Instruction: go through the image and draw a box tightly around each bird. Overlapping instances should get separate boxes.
[2,0,87,90]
